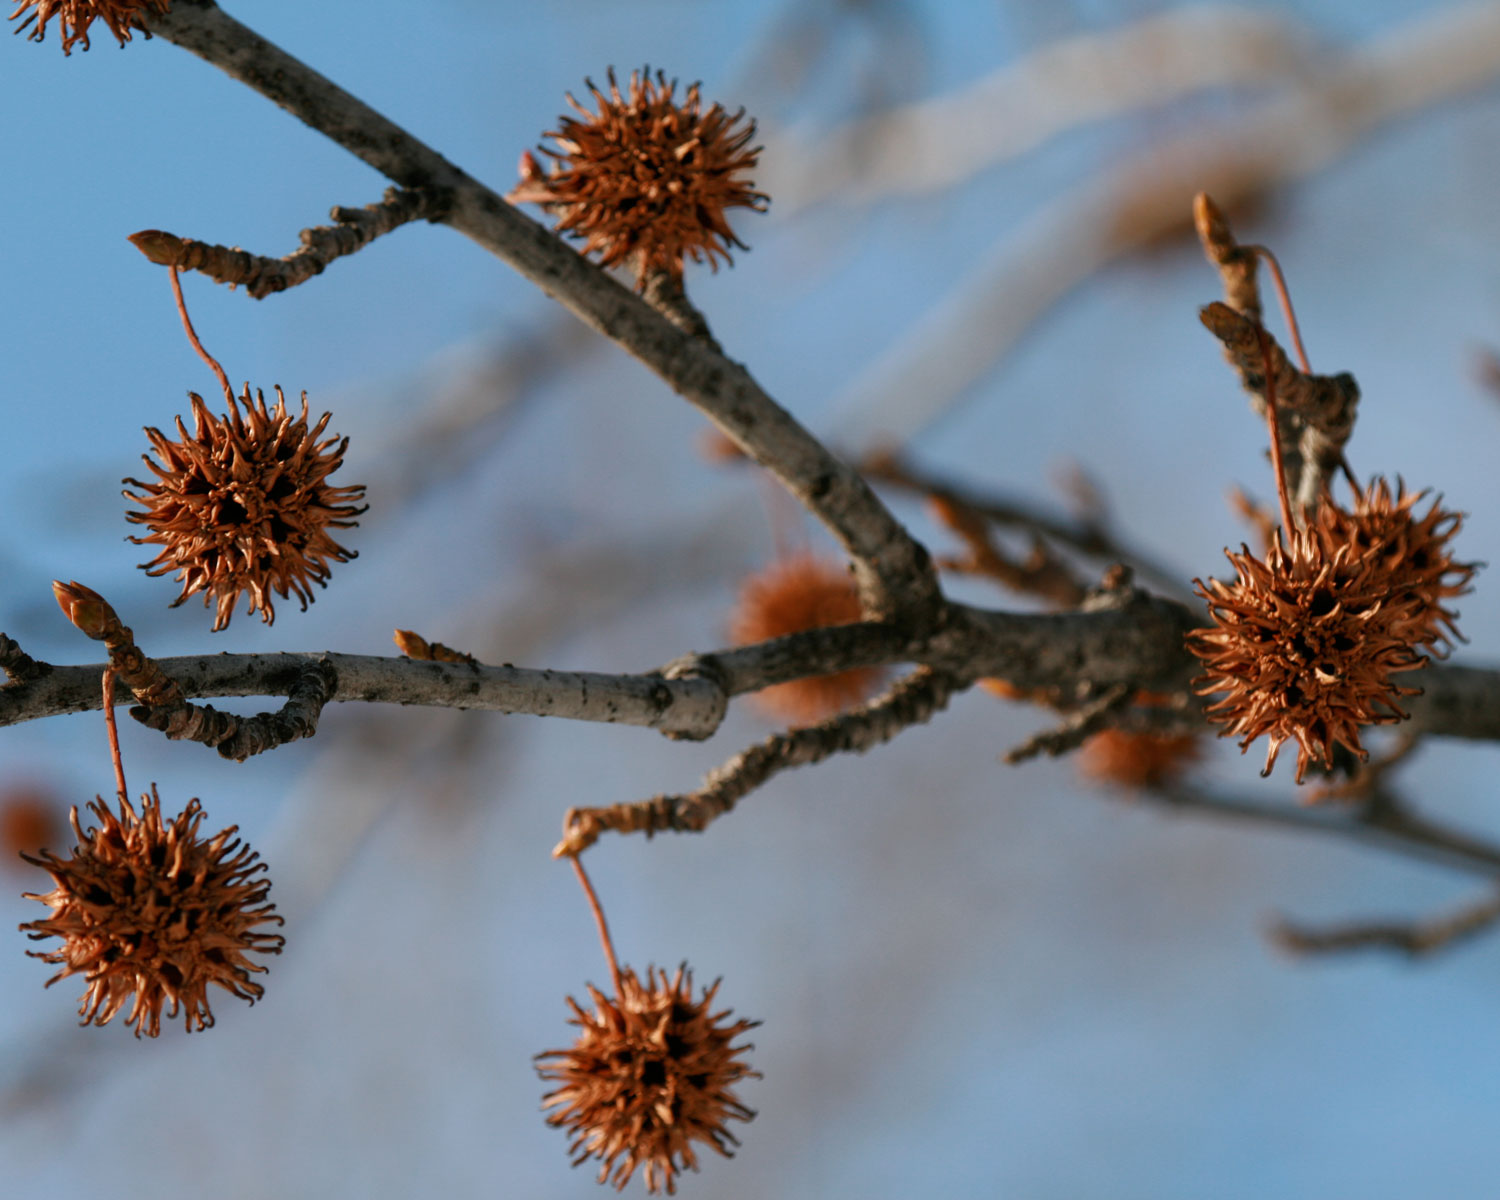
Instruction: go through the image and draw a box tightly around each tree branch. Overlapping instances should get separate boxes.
[1144,783,1500,879]
[144,0,940,624]
[555,666,960,855]
[128,186,452,298]
[1269,888,1500,958]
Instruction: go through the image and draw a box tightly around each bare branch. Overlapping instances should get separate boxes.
[555,666,960,856]
[1144,783,1500,879]
[128,186,450,299]
[1270,889,1500,958]
[863,451,1196,606]
[763,7,1314,215]
[144,0,940,624]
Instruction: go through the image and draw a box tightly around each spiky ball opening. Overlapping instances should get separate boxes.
[537,965,758,1195]
[1188,529,1427,782]
[513,67,767,288]
[9,0,167,53]
[20,785,284,1037]
[124,385,367,631]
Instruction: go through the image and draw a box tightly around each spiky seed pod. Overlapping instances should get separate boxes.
[20,785,284,1037]
[124,385,367,632]
[512,67,768,288]
[1315,476,1476,654]
[537,964,759,1195]
[728,553,883,724]
[8,0,167,53]
[0,784,63,867]
[1188,528,1428,783]
[1080,729,1201,788]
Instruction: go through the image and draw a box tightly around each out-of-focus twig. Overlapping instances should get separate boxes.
[864,451,1196,605]
[1270,888,1500,958]
[928,493,1090,607]
[763,6,1314,214]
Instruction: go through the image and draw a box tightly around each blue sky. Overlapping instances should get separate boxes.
[4,2,1500,1197]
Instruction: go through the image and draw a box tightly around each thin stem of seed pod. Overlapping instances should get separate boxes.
[570,853,623,997]
[1257,324,1296,534]
[168,265,234,405]
[102,669,127,803]
[1248,245,1311,373]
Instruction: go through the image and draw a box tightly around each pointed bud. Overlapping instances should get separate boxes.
[52,581,115,641]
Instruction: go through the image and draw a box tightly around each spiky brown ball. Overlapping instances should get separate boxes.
[1080,728,1201,788]
[512,68,768,288]
[1188,529,1427,782]
[8,0,167,53]
[124,385,367,631]
[729,553,883,724]
[20,785,284,1037]
[1315,476,1475,654]
[537,964,758,1195]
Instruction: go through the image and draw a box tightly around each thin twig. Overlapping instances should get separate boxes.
[862,451,1196,606]
[1145,783,1500,879]
[130,186,452,299]
[1194,191,1262,323]
[1270,888,1500,958]
[554,666,960,856]
[928,493,1090,608]
[167,265,233,404]
[1003,683,1132,765]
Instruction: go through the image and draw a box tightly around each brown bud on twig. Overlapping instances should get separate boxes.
[393,629,480,667]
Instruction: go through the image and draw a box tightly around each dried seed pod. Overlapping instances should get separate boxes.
[124,385,367,631]
[1188,528,1427,782]
[512,67,768,288]
[1079,727,1200,788]
[20,785,285,1036]
[1315,476,1476,654]
[8,0,168,53]
[537,964,758,1195]
[729,553,883,724]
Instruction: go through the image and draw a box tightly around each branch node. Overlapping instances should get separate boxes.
[130,658,337,761]
[0,634,50,685]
